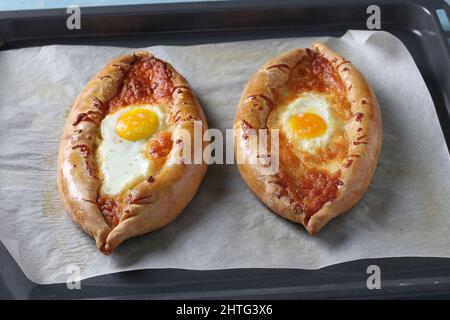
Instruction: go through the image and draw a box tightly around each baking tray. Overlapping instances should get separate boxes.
[1,0,450,299]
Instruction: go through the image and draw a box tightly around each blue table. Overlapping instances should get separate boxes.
[0,0,215,11]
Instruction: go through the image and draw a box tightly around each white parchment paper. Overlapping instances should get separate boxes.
[1,30,449,284]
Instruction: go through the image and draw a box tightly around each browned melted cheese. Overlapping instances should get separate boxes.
[109,56,174,111]
[270,49,352,222]
[146,131,173,169]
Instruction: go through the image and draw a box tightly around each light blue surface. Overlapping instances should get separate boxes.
[0,0,215,11]
[0,0,449,12]
[437,8,450,31]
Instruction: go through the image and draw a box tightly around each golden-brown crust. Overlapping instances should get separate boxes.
[57,51,207,254]
[233,43,382,234]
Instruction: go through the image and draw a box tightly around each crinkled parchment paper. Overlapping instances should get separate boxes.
[0,30,449,284]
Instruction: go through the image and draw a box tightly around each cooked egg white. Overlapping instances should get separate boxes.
[97,105,165,196]
[281,93,338,152]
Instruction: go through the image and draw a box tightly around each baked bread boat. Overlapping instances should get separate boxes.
[57,51,207,254]
[233,43,382,233]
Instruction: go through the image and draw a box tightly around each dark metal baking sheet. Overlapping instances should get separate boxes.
[1,0,450,299]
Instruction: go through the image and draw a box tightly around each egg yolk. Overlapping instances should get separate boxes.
[288,112,327,139]
[115,108,159,141]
